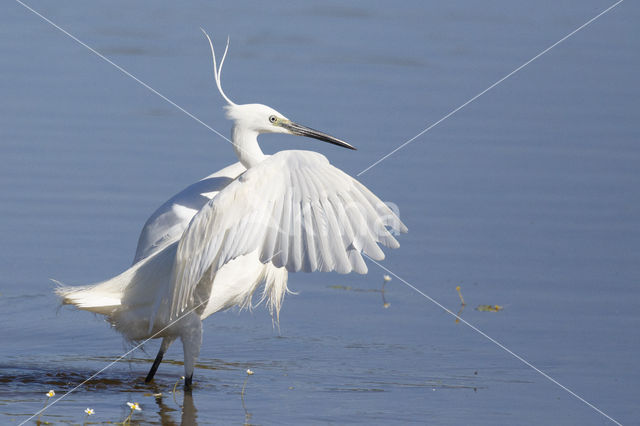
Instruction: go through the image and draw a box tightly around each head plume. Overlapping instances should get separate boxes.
[200,28,236,106]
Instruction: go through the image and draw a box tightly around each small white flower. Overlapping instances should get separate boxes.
[46,390,55,398]
[84,408,95,415]
[246,369,254,376]
[383,274,392,282]
[127,402,141,411]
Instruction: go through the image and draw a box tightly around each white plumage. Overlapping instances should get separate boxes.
[171,150,405,320]
[134,161,246,263]
[55,32,407,389]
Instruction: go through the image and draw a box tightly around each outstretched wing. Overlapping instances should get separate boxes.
[170,150,407,318]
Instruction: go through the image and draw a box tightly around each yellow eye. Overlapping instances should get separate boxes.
[269,115,278,124]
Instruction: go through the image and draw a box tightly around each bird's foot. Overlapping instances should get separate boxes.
[184,374,193,392]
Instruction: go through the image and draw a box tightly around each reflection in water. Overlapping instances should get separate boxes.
[1,355,489,423]
[149,383,198,426]
[240,372,253,424]
[149,383,178,426]
[181,392,198,426]
[0,362,200,425]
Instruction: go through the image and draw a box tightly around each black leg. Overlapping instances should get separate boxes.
[184,374,193,392]
[145,349,164,383]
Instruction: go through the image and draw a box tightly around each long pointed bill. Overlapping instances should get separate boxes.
[281,121,356,150]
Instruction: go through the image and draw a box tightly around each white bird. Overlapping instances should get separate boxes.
[56,31,407,390]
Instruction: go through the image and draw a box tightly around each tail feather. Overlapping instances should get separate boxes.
[54,242,179,340]
[54,278,124,315]
[54,244,290,339]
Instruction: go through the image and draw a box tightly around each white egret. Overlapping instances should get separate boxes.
[56,31,407,390]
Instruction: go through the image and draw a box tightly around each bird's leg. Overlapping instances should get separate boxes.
[180,313,203,392]
[184,374,193,392]
[145,350,164,383]
[145,336,175,383]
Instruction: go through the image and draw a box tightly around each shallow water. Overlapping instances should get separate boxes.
[1,0,639,424]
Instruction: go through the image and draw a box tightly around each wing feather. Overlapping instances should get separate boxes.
[288,200,303,271]
[170,151,406,318]
[339,190,383,259]
[300,200,318,272]
[275,190,292,267]
[320,196,352,273]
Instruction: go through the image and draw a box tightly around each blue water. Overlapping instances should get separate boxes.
[1,1,638,424]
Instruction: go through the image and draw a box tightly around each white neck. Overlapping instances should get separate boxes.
[231,125,267,169]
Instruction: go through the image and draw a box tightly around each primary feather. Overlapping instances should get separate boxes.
[169,150,407,319]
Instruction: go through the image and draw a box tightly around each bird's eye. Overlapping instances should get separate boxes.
[269,115,278,124]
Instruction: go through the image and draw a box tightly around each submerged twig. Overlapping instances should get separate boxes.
[455,286,466,324]
[172,376,185,407]
[241,369,254,421]
[456,286,466,306]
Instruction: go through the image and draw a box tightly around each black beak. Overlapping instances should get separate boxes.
[281,121,356,150]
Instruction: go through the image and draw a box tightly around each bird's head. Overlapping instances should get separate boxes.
[201,30,356,150]
[223,103,355,149]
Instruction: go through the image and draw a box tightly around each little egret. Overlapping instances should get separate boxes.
[56,31,407,390]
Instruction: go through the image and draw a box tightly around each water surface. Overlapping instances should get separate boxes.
[1,1,638,424]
